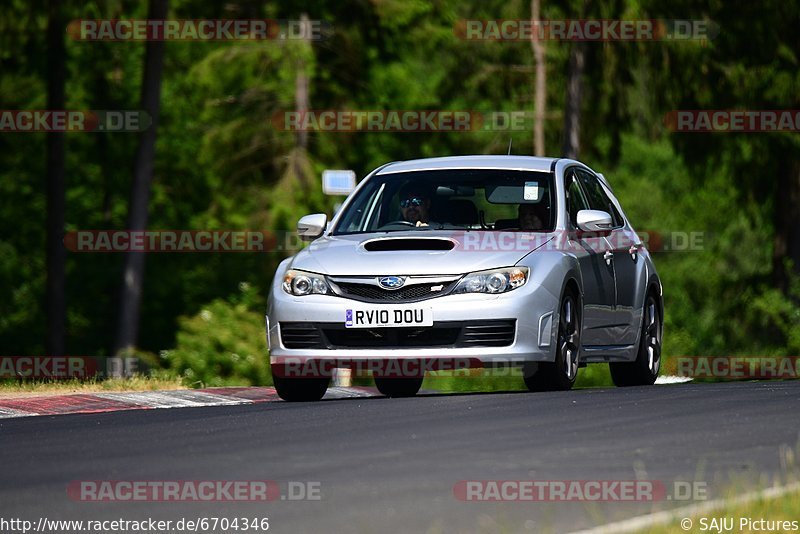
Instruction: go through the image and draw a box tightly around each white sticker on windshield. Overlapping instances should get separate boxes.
[523,181,540,201]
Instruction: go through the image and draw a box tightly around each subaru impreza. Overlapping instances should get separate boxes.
[266,156,663,401]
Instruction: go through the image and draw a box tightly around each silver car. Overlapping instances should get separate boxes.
[266,156,663,401]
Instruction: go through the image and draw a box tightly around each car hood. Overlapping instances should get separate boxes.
[288,230,556,276]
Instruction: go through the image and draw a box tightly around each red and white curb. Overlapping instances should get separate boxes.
[0,386,379,420]
[0,377,690,420]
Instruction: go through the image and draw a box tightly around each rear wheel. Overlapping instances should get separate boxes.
[610,293,662,387]
[272,372,330,402]
[524,289,581,391]
[374,376,423,398]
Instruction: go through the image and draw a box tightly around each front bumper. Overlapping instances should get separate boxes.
[267,281,560,366]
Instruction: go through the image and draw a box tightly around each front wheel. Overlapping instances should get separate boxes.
[610,293,662,387]
[374,376,423,398]
[272,372,330,402]
[524,289,581,391]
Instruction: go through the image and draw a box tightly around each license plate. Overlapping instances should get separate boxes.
[345,307,433,329]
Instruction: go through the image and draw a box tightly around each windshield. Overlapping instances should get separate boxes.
[333,169,555,234]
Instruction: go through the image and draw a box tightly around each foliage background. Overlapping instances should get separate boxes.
[1,0,798,388]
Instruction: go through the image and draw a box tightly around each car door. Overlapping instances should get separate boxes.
[576,169,643,346]
[564,168,616,346]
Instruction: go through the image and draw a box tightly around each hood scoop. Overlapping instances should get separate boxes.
[362,238,455,252]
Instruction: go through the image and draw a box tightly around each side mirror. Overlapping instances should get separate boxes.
[576,209,613,234]
[297,213,327,240]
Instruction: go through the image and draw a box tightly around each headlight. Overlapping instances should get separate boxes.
[282,270,330,296]
[453,267,528,294]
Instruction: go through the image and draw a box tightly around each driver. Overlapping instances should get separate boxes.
[399,183,433,227]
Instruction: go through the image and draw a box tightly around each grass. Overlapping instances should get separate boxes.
[0,374,187,398]
[420,362,614,393]
[642,485,800,533]
[344,362,614,392]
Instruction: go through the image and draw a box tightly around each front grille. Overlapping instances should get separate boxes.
[322,325,462,348]
[331,281,457,302]
[279,320,516,349]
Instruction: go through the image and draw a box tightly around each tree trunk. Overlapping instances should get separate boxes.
[114,0,168,362]
[774,158,800,294]
[295,14,310,152]
[562,42,585,159]
[291,13,312,189]
[530,0,546,156]
[45,0,66,357]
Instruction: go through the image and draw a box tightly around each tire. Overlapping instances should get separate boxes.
[610,293,662,387]
[524,288,581,392]
[374,376,423,398]
[272,373,330,402]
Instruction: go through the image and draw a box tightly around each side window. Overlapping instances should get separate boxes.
[565,170,590,228]
[577,170,624,228]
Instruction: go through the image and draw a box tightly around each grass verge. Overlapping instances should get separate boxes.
[642,485,800,533]
[0,374,187,399]
[420,363,614,393]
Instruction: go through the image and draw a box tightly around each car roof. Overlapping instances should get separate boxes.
[376,155,558,175]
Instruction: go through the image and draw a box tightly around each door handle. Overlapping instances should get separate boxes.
[604,250,613,265]
[629,243,642,260]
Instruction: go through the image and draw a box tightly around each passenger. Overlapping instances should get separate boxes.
[518,203,545,230]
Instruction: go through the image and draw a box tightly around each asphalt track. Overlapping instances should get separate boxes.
[1,381,799,533]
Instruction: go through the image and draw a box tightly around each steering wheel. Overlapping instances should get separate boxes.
[378,220,416,230]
